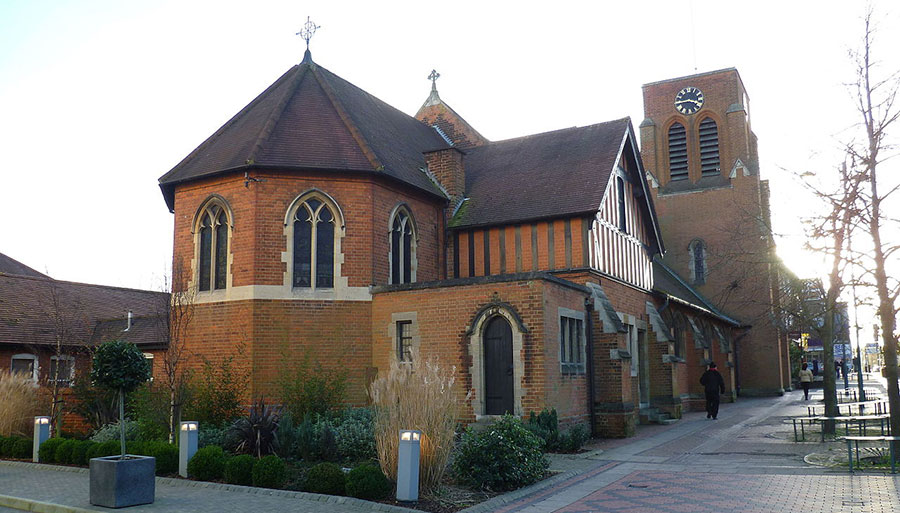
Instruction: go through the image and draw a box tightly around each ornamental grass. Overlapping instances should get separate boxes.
[370,352,460,493]
[0,371,39,437]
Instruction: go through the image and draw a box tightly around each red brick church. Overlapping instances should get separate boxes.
[157,47,789,437]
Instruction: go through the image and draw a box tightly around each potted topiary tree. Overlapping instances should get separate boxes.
[89,340,154,508]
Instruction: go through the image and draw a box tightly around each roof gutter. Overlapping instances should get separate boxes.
[159,163,449,212]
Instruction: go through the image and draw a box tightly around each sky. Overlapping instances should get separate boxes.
[1,1,898,341]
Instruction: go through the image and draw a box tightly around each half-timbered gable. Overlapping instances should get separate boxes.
[587,127,662,290]
[447,120,663,291]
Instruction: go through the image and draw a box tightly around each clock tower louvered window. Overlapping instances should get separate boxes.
[699,118,720,177]
[667,123,688,181]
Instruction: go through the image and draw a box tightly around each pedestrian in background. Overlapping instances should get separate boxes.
[799,363,813,400]
[700,362,726,420]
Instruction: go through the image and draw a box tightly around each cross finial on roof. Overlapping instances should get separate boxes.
[296,16,320,50]
[428,69,440,92]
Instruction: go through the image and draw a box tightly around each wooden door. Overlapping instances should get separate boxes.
[484,316,514,415]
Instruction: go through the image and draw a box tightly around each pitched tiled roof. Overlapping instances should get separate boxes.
[451,118,632,228]
[159,52,450,211]
[0,252,48,278]
[652,259,742,326]
[91,315,167,350]
[0,274,168,348]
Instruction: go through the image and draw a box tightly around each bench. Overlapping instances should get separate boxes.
[806,400,888,418]
[808,389,881,404]
[844,436,900,474]
[792,414,891,442]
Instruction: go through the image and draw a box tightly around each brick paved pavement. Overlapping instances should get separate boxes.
[465,374,900,513]
[1,375,897,513]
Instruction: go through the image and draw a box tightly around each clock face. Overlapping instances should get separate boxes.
[674,86,704,115]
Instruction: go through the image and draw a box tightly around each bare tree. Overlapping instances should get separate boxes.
[845,8,900,435]
[157,265,195,444]
[780,160,861,433]
[41,279,89,437]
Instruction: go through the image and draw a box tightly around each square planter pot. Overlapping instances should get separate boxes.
[90,455,156,508]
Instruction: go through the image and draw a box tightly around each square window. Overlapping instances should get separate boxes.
[397,321,413,362]
[560,316,585,374]
[49,356,75,387]
[11,355,36,381]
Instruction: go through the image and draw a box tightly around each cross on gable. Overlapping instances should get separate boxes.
[428,69,440,93]
[296,16,320,49]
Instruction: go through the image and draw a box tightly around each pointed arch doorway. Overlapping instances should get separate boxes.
[483,316,514,415]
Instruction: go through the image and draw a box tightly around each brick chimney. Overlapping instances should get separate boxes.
[423,147,466,212]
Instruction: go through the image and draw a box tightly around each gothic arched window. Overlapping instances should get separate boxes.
[698,118,720,177]
[668,122,688,181]
[291,196,337,289]
[689,239,707,285]
[196,201,231,292]
[389,207,416,284]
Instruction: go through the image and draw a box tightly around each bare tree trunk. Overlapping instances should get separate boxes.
[854,11,900,436]
[119,389,127,458]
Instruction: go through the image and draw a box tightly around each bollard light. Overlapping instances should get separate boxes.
[179,421,199,478]
[33,416,50,462]
[396,429,421,502]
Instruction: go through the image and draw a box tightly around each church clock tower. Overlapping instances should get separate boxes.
[640,68,789,397]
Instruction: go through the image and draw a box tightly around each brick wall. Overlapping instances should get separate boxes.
[172,170,445,292]
[372,276,590,425]
[640,69,786,396]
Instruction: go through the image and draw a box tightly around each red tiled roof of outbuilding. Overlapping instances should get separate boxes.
[0,252,48,278]
[0,273,168,348]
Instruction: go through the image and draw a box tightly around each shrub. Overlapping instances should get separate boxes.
[90,420,139,443]
[525,408,560,452]
[224,454,255,485]
[86,440,122,460]
[252,455,287,489]
[295,416,338,462]
[453,415,548,491]
[187,445,226,481]
[100,440,122,458]
[557,424,589,453]
[70,378,119,432]
[129,384,172,443]
[0,372,39,437]
[371,354,458,492]
[126,440,146,456]
[275,412,298,458]
[345,463,391,500]
[304,462,345,496]
[277,351,347,422]
[198,423,228,449]
[185,349,248,426]
[334,408,376,462]
[226,398,279,458]
[56,439,79,464]
[1,436,20,457]
[72,440,94,466]
[144,441,178,475]
[12,437,32,459]
[39,437,67,463]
